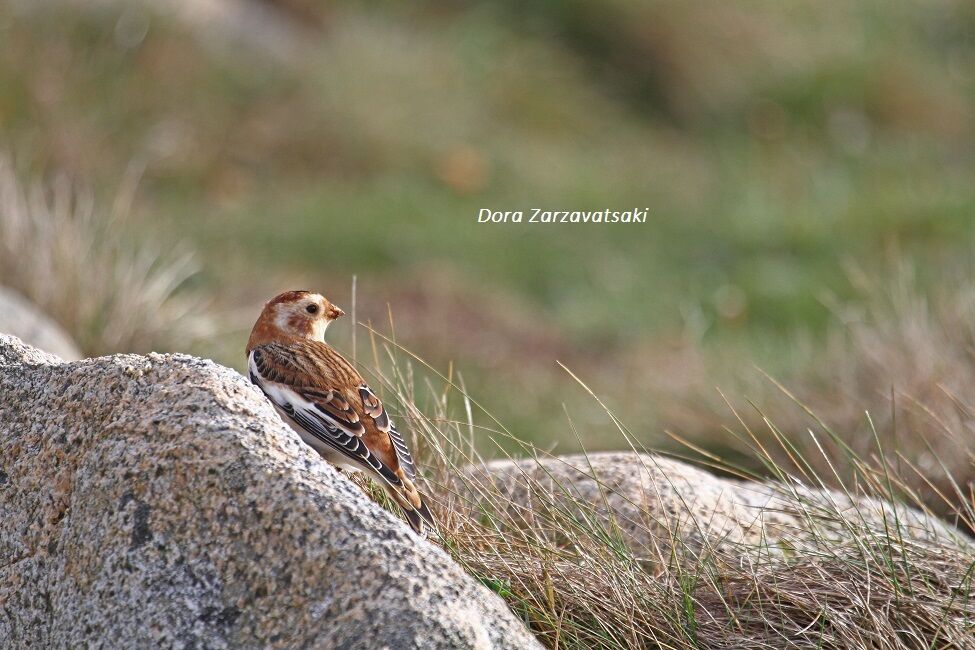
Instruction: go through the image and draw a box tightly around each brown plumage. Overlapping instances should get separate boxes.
[246,290,432,533]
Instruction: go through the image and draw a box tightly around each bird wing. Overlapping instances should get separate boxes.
[357,383,418,481]
[248,341,416,483]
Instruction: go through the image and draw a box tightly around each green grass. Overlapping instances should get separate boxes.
[2,0,975,451]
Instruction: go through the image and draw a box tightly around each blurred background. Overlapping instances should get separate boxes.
[2,0,975,465]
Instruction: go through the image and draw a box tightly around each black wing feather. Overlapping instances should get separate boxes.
[286,403,403,488]
[387,425,417,481]
[357,383,418,481]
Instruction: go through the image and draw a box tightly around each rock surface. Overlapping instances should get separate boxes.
[473,452,973,560]
[0,335,540,649]
[0,287,82,360]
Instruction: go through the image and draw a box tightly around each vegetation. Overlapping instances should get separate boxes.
[0,155,211,356]
[3,3,975,646]
[365,315,975,649]
[3,1,975,452]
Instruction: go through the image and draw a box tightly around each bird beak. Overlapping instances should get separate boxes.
[326,304,345,320]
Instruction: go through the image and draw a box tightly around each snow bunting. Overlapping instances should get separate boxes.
[246,290,434,534]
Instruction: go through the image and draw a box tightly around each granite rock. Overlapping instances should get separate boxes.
[473,452,972,560]
[0,334,539,649]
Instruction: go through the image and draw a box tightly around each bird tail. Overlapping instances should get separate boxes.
[398,491,435,535]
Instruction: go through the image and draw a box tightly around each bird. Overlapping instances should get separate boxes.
[246,289,434,534]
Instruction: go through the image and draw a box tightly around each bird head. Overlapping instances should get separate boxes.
[247,290,345,350]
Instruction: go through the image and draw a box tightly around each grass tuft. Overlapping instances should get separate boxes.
[668,262,975,530]
[0,155,213,356]
[354,313,975,649]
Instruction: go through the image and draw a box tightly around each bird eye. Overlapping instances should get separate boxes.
[306,304,320,315]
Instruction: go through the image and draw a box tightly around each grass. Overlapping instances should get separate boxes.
[0,154,212,356]
[3,1,975,449]
[353,314,975,649]
[3,135,975,650]
[661,261,975,527]
[4,5,975,643]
